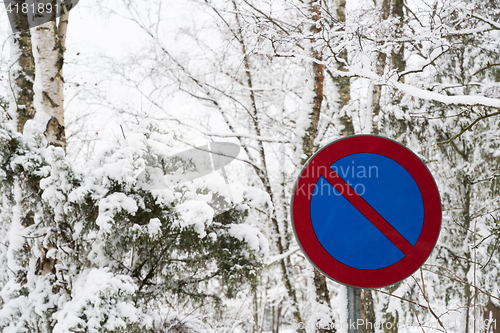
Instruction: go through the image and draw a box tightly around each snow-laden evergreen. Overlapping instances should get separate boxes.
[0,122,267,332]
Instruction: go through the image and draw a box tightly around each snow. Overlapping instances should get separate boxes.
[266,247,299,266]
[53,268,149,333]
[295,77,316,149]
[392,80,500,108]
[245,187,271,209]
[203,131,290,143]
[175,200,214,238]
[332,65,500,108]
[2,0,500,331]
[5,183,27,275]
[228,224,269,259]
[147,218,162,236]
[96,192,138,232]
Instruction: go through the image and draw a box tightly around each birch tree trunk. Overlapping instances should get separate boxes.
[5,1,70,281]
[32,0,70,151]
[9,1,36,133]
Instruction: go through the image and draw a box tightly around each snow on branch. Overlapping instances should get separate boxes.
[328,65,500,109]
[391,80,500,108]
[472,14,500,30]
[203,131,290,143]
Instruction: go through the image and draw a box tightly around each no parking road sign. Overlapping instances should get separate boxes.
[291,135,441,288]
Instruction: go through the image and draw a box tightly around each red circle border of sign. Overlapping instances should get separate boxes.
[291,135,442,288]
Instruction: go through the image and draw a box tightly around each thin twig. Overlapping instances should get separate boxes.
[423,264,500,302]
[374,289,429,310]
[435,111,500,148]
[472,62,500,76]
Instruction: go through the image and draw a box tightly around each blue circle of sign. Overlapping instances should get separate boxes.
[310,153,424,270]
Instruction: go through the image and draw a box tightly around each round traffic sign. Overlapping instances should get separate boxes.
[291,135,441,288]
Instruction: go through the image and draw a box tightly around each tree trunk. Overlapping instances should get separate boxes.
[299,2,335,332]
[32,0,70,151]
[372,51,386,136]
[10,1,36,133]
[361,289,376,333]
[335,0,354,136]
[300,1,324,162]
[372,0,406,135]
[231,1,305,329]
[483,299,500,333]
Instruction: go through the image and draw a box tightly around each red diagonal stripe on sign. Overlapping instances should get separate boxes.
[321,170,413,255]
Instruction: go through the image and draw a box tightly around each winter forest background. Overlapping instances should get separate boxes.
[0,0,499,332]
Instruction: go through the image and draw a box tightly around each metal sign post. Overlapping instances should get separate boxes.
[347,286,362,333]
